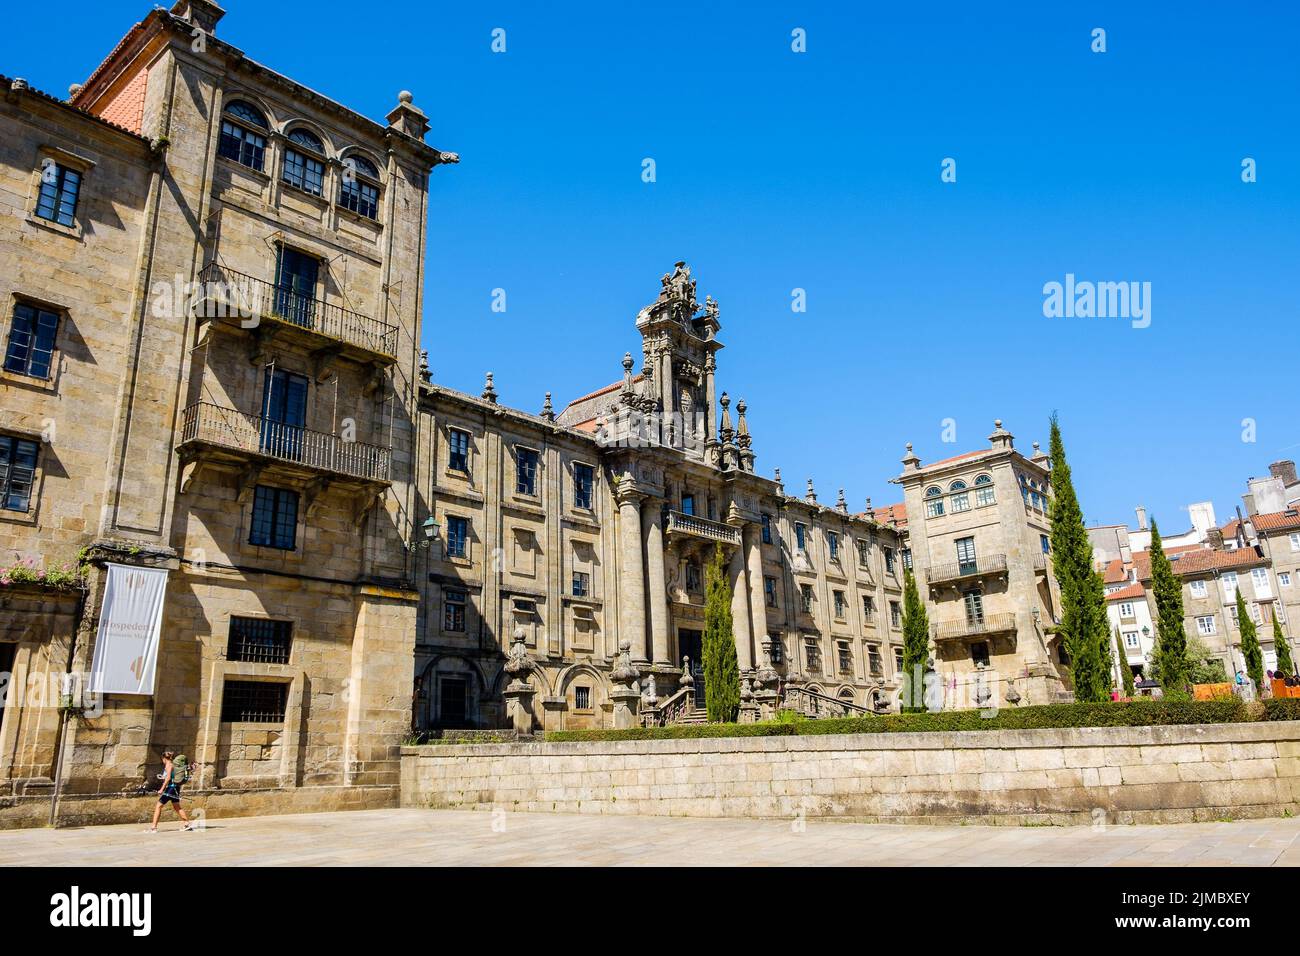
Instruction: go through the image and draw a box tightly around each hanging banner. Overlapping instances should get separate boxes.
[88,563,169,695]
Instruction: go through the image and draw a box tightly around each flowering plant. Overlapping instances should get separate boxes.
[0,555,86,590]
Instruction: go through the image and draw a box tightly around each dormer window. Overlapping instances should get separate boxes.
[218,100,269,171]
[339,153,381,219]
[282,128,325,196]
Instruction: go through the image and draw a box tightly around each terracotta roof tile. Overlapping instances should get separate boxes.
[1106,582,1147,602]
[1252,510,1300,533]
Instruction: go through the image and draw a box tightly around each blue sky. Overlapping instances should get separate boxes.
[5,1,1297,531]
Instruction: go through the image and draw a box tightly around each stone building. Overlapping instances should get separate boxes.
[0,0,457,825]
[892,428,1068,707]
[412,262,912,731]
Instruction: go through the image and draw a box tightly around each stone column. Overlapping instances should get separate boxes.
[644,502,671,666]
[743,523,767,659]
[728,542,754,671]
[617,482,648,664]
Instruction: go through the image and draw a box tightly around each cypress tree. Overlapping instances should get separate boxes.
[1236,588,1264,692]
[1117,627,1136,698]
[1046,415,1111,702]
[1274,615,1295,678]
[900,567,930,712]
[702,543,740,722]
[1148,519,1191,694]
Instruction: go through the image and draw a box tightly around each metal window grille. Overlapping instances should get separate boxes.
[574,686,591,710]
[221,680,288,723]
[227,617,293,664]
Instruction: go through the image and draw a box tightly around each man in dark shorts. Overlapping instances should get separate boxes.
[146,750,196,832]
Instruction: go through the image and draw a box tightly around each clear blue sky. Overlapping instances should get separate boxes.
[6,1,1297,531]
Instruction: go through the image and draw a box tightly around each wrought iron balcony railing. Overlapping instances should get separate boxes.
[932,612,1018,642]
[926,553,1008,586]
[664,510,742,547]
[180,402,391,483]
[196,262,398,358]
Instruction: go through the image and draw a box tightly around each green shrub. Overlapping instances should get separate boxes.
[542,698,1252,743]
[1262,698,1300,722]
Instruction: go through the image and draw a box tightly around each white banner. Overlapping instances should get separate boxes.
[88,563,169,695]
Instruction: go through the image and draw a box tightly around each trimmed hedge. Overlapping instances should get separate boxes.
[542,698,1281,743]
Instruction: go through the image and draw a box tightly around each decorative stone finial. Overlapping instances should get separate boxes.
[419,349,431,383]
[67,83,83,100]
[540,392,555,422]
[773,468,784,495]
[481,371,498,403]
[805,478,817,504]
[398,90,413,104]
[988,418,1014,450]
[901,443,921,469]
[836,488,848,513]
[865,496,873,513]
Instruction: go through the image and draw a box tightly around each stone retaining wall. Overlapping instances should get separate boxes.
[400,722,1300,825]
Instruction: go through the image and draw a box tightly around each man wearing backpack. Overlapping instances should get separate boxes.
[146,751,197,833]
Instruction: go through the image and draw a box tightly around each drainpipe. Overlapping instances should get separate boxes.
[48,580,90,827]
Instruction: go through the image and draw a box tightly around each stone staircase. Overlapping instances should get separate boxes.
[675,707,709,725]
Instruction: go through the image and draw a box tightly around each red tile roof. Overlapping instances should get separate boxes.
[562,376,642,410]
[922,449,987,470]
[1106,582,1147,602]
[860,502,908,528]
[1252,510,1300,533]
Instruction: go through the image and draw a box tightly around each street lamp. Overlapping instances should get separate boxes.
[414,516,440,551]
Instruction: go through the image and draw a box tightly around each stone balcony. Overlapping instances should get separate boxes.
[178,401,391,487]
[931,612,1017,643]
[664,510,741,548]
[193,262,399,364]
[926,553,1008,588]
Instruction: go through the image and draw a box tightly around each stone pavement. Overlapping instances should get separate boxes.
[3,809,1300,866]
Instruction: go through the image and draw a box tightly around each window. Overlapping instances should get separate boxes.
[837,642,853,675]
[955,536,977,574]
[281,128,325,195]
[35,161,81,227]
[828,531,840,561]
[884,547,896,574]
[445,515,468,558]
[867,644,883,676]
[795,522,807,553]
[804,637,822,675]
[857,538,870,567]
[764,576,778,608]
[925,486,944,517]
[217,100,268,170]
[974,474,995,506]
[250,485,298,550]
[444,590,467,632]
[0,435,39,512]
[274,246,319,328]
[260,367,308,460]
[902,548,912,571]
[862,595,875,621]
[971,641,990,667]
[574,463,594,509]
[1040,534,1051,554]
[681,494,695,516]
[767,635,784,665]
[800,584,814,613]
[1290,533,1300,552]
[1221,571,1238,599]
[833,590,846,619]
[889,600,901,628]
[1252,567,1272,596]
[448,428,470,473]
[515,447,539,495]
[1190,579,1208,598]
[221,680,287,723]
[893,646,904,674]
[963,588,984,625]
[574,686,591,710]
[4,303,59,379]
[686,561,702,592]
[339,154,381,219]
[949,480,970,513]
[1228,603,1240,626]
[227,617,293,665]
[761,513,772,544]
[572,571,590,597]
[1281,572,1292,588]
[1124,631,1140,649]
[1119,602,1135,619]
[1196,615,1216,636]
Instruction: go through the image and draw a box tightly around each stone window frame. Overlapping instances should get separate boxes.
[442,588,468,634]
[0,425,46,526]
[444,424,474,481]
[216,95,273,175]
[337,147,385,224]
[197,663,305,789]
[1196,615,1216,636]
[572,684,593,713]
[247,483,301,553]
[443,512,471,562]
[280,123,330,199]
[832,589,847,620]
[512,443,542,500]
[2,296,66,385]
[836,640,853,676]
[826,530,840,563]
[763,575,778,608]
[570,458,597,514]
[798,582,814,614]
[26,145,95,240]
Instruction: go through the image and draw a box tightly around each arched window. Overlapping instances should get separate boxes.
[925,486,944,518]
[218,100,269,170]
[974,473,995,506]
[282,127,325,196]
[949,479,970,513]
[339,152,381,220]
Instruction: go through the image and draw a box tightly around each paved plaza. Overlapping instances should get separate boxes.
[2,809,1300,866]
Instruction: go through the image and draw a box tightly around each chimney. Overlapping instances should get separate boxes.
[1270,460,1298,486]
[1206,526,1224,550]
[1135,505,1148,531]
[170,0,225,34]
